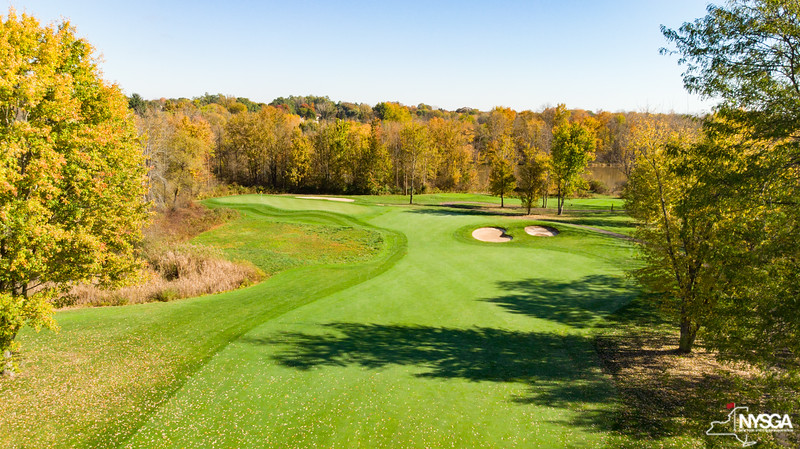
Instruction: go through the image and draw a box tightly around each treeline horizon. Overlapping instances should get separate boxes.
[130,92,696,208]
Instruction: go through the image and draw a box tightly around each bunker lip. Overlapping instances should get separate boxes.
[524,225,559,237]
[295,196,355,203]
[472,227,512,242]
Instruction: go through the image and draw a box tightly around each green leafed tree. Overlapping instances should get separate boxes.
[550,123,595,215]
[128,93,147,116]
[662,0,800,364]
[516,147,549,215]
[0,10,149,374]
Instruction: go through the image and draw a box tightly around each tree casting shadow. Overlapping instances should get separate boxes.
[484,274,638,329]
[254,323,613,409]
[408,204,520,217]
[249,276,710,443]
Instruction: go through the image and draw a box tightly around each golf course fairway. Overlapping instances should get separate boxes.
[2,194,639,448]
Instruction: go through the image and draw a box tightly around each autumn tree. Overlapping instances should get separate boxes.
[428,117,475,191]
[624,119,707,353]
[487,136,517,207]
[550,123,595,215]
[310,120,350,192]
[286,132,311,190]
[137,110,172,208]
[0,11,148,374]
[477,106,516,158]
[374,102,411,122]
[399,122,430,204]
[348,120,391,194]
[660,0,800,363]
[165,114,213,207]
[220,107,300,188]
[516,147,550,215]
[538,104,570,207]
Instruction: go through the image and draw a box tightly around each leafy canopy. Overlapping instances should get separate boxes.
[0,10,148,370]
[550,123,595,214]
[661,0,800,364]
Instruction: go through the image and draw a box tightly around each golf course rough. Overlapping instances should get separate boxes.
[4,194,641,449]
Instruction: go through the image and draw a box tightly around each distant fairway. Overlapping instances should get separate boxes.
[2,194,641,448]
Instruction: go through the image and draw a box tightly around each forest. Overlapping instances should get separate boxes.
[131,92,693,208]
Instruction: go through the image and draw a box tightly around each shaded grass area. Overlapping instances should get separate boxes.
[260,323,616,431]
[0,201,405,449]
[547,212,636,236]
[484,275,636,329]
[595,296,800,448]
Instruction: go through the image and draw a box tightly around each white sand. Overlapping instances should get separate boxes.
[296,196,355,203]
[524,225,559,237]
[472,227,512,242]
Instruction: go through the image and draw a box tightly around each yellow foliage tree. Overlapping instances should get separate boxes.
[0,10,148,374]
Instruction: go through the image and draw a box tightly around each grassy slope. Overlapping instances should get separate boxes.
[2,193,649,448]
[124,196,639,448]
[0,200,403,448]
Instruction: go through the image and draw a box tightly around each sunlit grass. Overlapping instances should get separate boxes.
[4,193,722,449]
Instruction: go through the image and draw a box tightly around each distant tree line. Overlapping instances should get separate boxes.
[129,93,694,209]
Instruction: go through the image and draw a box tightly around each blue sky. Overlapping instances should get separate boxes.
[4,0,715,113]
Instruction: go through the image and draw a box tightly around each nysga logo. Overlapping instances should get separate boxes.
[706,402,794,447]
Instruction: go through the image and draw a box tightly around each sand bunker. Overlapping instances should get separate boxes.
[524,225,559,237]
[296,196,355,203]
[472,227,512,243]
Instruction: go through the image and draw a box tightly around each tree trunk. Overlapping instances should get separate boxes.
[1,350,12,377]
[678,316,698,353]
[557,186,564,215]
[500,192,504,208]
[409,168,414,205]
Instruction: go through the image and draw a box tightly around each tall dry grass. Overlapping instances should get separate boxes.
[64,245,263,307]
[57,203,263,308]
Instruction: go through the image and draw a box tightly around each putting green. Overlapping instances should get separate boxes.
[4,194,639,448]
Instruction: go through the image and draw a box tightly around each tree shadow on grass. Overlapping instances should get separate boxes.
[253,323,614,407]
[546,212,635,231]
[251,276,757,445]
[407,204,520,217]
[484,275,639,329]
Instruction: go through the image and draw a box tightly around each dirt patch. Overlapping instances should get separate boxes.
[472,227,512,242]
[296,196,355,203]
[524,225,559,237]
